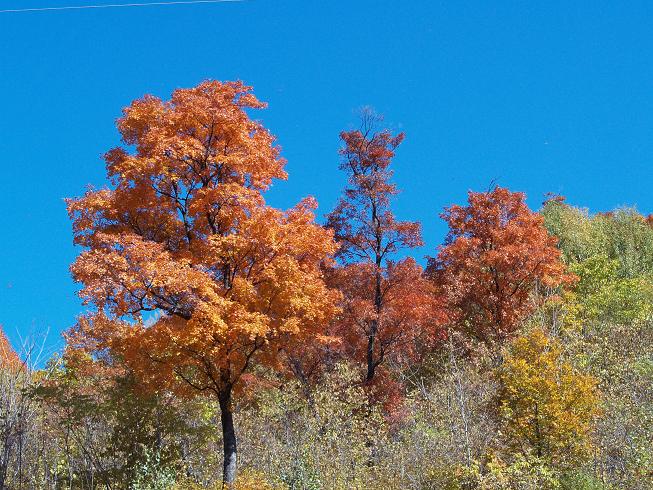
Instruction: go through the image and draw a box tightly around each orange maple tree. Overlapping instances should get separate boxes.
[427,187,573,345]
[0,325,19,368]
[326,112,442,384]
[67,80,338,484]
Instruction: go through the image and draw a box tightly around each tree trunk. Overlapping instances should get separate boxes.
[366,267,383,382]
[366,320,378,382]
[218,388,237,486]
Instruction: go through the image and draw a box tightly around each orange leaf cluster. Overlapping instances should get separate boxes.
[67,81,339,398]
[0,325,20,369]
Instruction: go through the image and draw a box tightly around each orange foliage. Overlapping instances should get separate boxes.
[0,325,20,368]
[66,81,339,484]
[646,214,653,228]
[428,187,573,345]
[67,81,340,482]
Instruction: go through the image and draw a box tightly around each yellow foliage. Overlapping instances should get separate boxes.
[172,469,286,490]
[432,454,562,490]
[498,329,600,466]
[228,468,287,490]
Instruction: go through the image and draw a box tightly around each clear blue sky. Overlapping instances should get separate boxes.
[2,0,653,353]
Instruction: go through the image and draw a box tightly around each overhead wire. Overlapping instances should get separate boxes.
[0,0,242,14]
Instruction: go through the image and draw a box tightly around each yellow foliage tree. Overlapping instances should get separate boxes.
[498,329,600,467]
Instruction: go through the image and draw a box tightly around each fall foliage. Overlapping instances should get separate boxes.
[1,81,649,490]
[498,328,600,466]
[0,326,19,368]
[428,187,574,346]
[326,111,442,385]
[66,80,338,484]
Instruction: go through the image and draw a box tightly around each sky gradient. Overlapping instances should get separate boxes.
[2,0,653,353]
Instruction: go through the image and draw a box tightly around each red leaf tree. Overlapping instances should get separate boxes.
[326,111,443,384]
[427,187,573,345]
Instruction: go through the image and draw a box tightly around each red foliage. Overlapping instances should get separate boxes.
[428,187,574,345]
[328,258,446,373]
[326,112,446,384]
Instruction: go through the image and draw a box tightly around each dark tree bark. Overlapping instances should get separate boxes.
[218,388,237,485]
[365,256,383,383]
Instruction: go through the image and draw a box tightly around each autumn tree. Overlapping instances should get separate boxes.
[498,328,600,466]
[66,80,338,485]
[0,325,19,368]
[428,187,572,346]
[326,111,441,384]
[0,326,23,487]
[542,199,653,485]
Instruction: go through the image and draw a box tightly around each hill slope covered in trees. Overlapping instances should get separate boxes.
[1,81,652,490]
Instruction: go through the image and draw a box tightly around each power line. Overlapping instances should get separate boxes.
[0,0,242,14]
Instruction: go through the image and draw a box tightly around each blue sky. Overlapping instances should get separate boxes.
[2,0,653,352]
